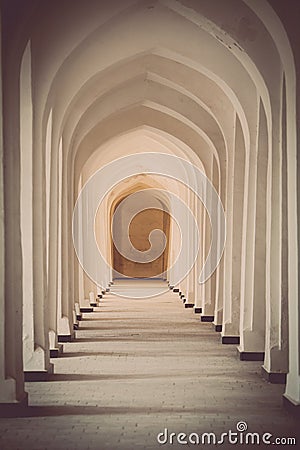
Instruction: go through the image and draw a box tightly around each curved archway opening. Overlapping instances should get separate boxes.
[111,189,171,280]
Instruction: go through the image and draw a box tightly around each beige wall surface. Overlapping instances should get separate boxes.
[0,0,299,413]
[113,207,170,278]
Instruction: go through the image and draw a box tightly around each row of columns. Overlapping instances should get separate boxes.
[0,1,299,417]
[172,99,290,390]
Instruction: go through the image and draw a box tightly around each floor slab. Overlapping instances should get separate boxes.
[0,282,298,449]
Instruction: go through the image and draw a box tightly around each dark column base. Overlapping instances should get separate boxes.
[106,288,110,292]
[24,364,54,382]
[238,348,265,361]
[50,349,58,358]
[90,302,98,307]
[0,393,28,417]
[169,285,174,290]
[194,307,202,314]
[214,324,222,333]
[80,307,93,313]
[97,294,103,299]
[50,344,63,358]
[182,298,186,303]
[261,366,287,384]
[73,323,79,330]
[201,315,214,322]
[76,314,82,321]
[58,334,72,343]
[184,303,194,308]
[222,336,240,345]
[283,395,300,417]
[173,288,179,293]
[180,294,185,299]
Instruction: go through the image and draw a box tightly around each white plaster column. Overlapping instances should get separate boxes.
[194,201,205,313]
[103,196,111,289]
[62,144,74,333]
[179,188,192,302]
[167,195,180,288]
[201,155,215,321]
[95,194,107,291]
[68,159,78,321]
[0,34,27,404]
[284,44,300,410]
[57,138,72,339]
[222,115,245,343]
[263,75,288,381]
[29,103,52,375]
[220,120,234,336]
[185,192,196,307]
[0,71,18,400]
[211,156,223,329]
[75,174,89,308]
[47,118,60,352]
[20,42,41,372]
[77,171,97,310]
[239,98,267,359]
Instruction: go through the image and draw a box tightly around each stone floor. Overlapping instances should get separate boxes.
[0,281,299,449]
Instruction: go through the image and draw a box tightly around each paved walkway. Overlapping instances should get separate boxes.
[0,281,298,449]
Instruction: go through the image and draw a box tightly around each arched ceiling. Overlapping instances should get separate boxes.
[81,127,206,183]
[4,0,292,208]
[19,0,286,174]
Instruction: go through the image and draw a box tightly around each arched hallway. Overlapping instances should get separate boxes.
[0,281,299,449]
[1,0,300,448]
